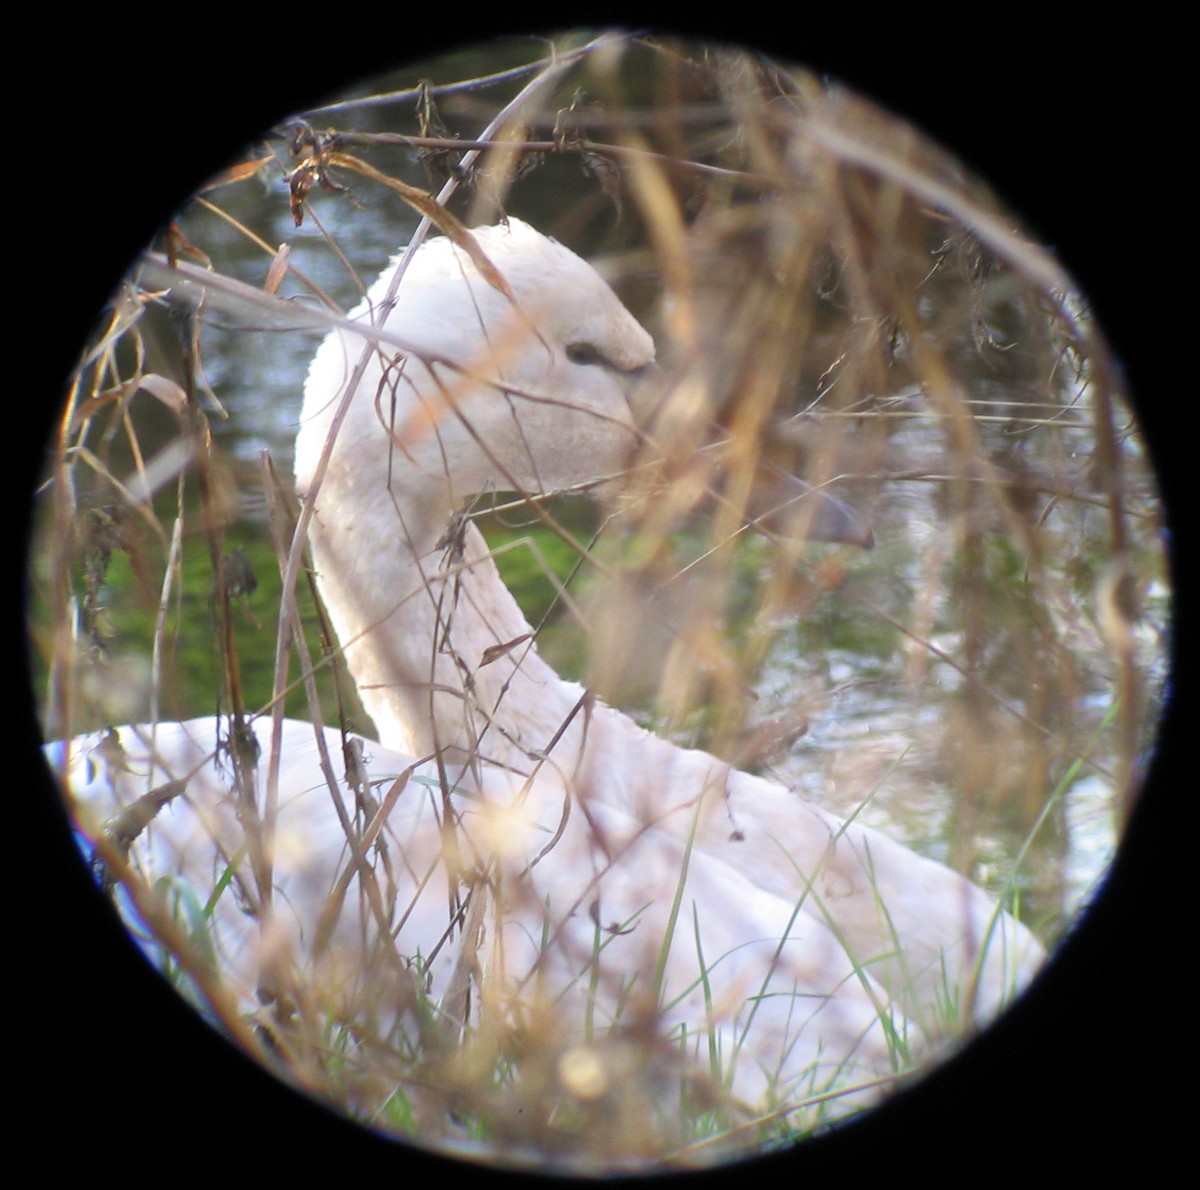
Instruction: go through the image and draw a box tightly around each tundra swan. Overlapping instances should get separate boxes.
[295,218,1043,1029]
[50,218,1043,1154]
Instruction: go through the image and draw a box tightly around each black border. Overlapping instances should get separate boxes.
[20,11,1185,1182]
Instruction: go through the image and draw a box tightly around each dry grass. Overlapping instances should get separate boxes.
[30,32,1168,1173]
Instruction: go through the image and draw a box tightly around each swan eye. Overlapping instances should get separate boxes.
[566,341,607,367]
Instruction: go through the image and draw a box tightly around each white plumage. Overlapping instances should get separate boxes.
[58,717,900,1116]
[52,219,1043,1142]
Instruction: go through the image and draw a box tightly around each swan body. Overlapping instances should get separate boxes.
[51,218,1043,1138]
[56,717,899,1118]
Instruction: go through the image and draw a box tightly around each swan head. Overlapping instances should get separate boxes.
[296,219,655,513]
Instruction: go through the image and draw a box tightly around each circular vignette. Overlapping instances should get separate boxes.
[22,17,1183,1181]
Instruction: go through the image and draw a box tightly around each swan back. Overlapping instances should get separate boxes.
[55,718,899,1124]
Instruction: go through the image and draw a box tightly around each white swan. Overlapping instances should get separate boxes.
[295,218,1043,1029]
[51,218,1043,1149]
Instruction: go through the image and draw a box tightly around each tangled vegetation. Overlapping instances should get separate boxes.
[31,32,1168,1173]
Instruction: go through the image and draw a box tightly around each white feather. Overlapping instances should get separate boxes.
[51,219,1043,1133]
